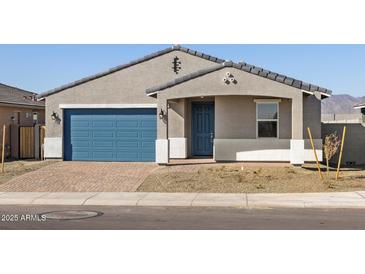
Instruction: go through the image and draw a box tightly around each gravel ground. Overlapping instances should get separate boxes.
[0,160,57,185]
[138,164,365,193]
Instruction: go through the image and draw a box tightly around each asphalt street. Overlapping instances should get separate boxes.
[1,205,365,229]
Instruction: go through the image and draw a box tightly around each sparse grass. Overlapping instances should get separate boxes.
[0,160,56,185]
[138,164,365,193]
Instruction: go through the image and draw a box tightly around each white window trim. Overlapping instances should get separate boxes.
[256,101,280,139]
[59,104,157,109]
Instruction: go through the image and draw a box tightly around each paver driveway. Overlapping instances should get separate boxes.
[0,162,159,192]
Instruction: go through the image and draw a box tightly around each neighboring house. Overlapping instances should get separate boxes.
[354,102,365,115]
[322,102,365,166]
[0,83,45,157]
[38,45,332,165]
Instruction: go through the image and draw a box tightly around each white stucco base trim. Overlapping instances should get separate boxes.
[214,139,291,161]
[59,104,157,109]
[169,138,187,159]
[290,139,304,165]
[44,137,62,158]
[236,150,290,161]
[156,139,169,164]
[214,139,318,163]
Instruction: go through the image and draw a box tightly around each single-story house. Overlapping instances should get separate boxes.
[0,83,45,157]
[38,45,332,165]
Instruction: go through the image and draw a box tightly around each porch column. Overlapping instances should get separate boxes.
[290,94,304,165]
[156,97,169,164]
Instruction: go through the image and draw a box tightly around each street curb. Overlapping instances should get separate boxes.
[1,191,365,209]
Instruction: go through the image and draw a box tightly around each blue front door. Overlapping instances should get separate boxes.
[192,102,214,156]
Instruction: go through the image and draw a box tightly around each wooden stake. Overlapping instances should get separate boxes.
[336,126,347,180]
[307,127,323,180]
[1,124,5,173]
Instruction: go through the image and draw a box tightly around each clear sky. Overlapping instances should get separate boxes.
[0,44,364,96]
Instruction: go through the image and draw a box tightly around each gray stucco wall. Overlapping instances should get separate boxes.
[45,50,216,139]
[215,96,292,139]
[168,98,186,138]
[322,122,365,166]
[303,95,322,139]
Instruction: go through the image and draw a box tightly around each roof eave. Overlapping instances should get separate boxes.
[0,101,45,109]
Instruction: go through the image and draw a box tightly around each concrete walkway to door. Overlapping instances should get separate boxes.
[0,162,159,192]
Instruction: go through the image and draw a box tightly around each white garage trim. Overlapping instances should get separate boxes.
[59,104,157,109]
[156,139,169,164]
[44,137,62,158]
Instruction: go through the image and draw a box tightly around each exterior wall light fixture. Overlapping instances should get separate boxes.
[158,109,165,120]
[51,111,59,121]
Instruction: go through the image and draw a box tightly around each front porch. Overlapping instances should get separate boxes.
[156,94,316,166]
[150,63,323,166]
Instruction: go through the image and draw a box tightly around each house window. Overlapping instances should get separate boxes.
[256,102,279,138]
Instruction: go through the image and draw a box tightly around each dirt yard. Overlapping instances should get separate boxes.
[0,160,56,186]
[138,164,365,193]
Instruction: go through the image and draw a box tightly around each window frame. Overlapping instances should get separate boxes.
[255,100,280,139]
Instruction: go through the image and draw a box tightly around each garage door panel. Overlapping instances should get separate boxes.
[92,120,115,127]
[141,120,157,128]
[137,152,155,161]
[116,120,139,128]
[92,141,115,148]
[72,131,91,138]
[93,131,115,138]
[116,141,139,148]
[116,131,139,138]
[72,121,90,127]
[64,108,156,162]
[72,140,91,147]
[73,151,91,159]
[92,151,116,160]
[142,131,157,138]
[141,141,155,148]
[116,152,140,161]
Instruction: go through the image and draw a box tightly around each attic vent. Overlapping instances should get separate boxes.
[172,56,182,74]
[223,71,237,84]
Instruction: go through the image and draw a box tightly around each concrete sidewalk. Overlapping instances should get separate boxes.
[1,191,365,209]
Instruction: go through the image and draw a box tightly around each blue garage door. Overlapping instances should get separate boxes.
[64,108,156,162]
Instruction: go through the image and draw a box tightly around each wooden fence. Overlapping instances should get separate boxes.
[9,124,45,160]
[20,126,35,159]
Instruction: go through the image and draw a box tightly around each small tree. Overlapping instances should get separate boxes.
[323,132,341,177]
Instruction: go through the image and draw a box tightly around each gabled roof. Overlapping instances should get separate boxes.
[37,45,225,98]
[354,102,365,109]
[146,61,332,97]
[0,83,44,107]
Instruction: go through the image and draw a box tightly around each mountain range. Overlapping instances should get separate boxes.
[321,94,365,114]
